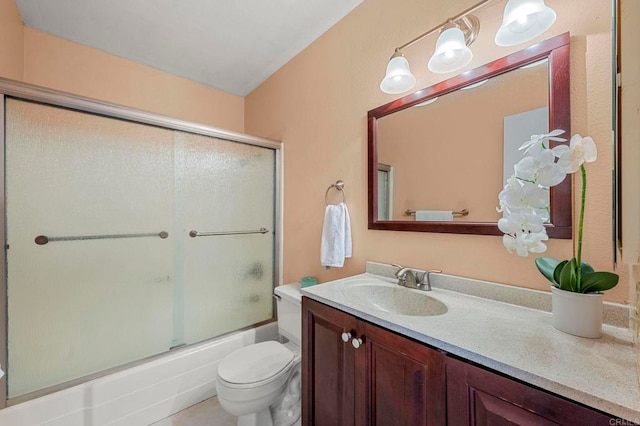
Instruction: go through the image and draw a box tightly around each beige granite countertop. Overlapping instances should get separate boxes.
[301,273,640,422]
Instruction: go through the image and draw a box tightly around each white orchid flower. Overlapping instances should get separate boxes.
[502,234,518,253]
[502,231,549,257]
[514,147,567,187]
[554,134,598,173]
[520,182,549,209]
[498,211,545,235]
[501,180,549,210]
[518,129,566,155]
[537,163,567,187]
[513,157,538,181]
[499,181,547,211]
[497,176,521,213]
[498,131,600,262]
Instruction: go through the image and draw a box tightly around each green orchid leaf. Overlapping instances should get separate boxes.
[553,260,569,286]
[558,258,577,292]
[535,258,560,284]
[580,272,619,293]
[580,262,595,276]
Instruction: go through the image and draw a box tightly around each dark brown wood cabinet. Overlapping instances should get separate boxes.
[446,357,612,426]
[302,296,358,426]
[359,319,446,425]
[303,297,616,426]
[302,297,446,426]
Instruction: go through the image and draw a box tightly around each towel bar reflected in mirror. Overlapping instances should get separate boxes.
[404,209,469,217]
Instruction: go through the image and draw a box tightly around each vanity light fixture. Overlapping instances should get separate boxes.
[379,50,416,94]
[379,0,557,94]
[428,16,479,74]
[495,0,557,47]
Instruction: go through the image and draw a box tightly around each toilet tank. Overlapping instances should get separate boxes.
[274,283,302,346]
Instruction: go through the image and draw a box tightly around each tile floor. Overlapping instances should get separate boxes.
[151,397,236,426]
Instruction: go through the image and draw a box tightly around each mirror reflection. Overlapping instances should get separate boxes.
[376,60,549,223]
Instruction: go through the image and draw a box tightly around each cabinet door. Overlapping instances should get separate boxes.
[359,322,446,426]
[302,298,359,426]
[446,357,612,425]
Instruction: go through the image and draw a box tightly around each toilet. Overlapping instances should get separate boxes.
[216,283,302,426]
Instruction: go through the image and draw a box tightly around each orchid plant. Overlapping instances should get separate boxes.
[497,130,618,294]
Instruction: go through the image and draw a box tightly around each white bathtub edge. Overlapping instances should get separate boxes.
[1,322,279,426]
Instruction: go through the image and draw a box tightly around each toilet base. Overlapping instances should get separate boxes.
[237,408,272,426]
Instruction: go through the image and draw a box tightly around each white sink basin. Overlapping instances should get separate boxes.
[341,280,448,317]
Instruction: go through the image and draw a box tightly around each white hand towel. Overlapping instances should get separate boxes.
[321,202,352,268]
[415,210,454,221]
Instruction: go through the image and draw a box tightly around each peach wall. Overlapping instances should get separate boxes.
[0,0,24,80]
[377,64,547,222]
[246,0,628,302]
[22,28,244,133]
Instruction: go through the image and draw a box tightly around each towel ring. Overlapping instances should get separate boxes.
[325,180,346,205]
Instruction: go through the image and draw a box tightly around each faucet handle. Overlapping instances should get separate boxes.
[419,269,442,290]
[391,263,405,278]
[425,269,442,279]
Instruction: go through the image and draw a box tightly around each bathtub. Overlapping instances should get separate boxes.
[0,322,278,425]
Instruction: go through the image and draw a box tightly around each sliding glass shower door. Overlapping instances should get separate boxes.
[5,98,276,399]
[177,132,275,345]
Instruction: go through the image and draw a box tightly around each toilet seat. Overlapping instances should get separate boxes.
[218,341,294,389]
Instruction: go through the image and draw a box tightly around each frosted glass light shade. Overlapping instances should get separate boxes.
[495,0,557,47]
[428,27,473,74]
[380,55,416,94]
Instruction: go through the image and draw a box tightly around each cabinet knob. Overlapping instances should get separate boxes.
[341,332,352,343]
[352,337,363,349]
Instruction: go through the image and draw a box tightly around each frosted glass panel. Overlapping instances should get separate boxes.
[177,132,275,344]
[6,99,175,398]
[4,98,278,399]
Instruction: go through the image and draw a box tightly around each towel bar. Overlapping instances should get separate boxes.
[404,209,469,217]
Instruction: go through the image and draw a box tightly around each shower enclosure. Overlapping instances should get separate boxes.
[0,82,281,405]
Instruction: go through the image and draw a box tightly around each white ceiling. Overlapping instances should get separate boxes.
[16,0,363,96]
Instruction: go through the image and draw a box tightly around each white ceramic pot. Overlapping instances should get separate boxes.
[551,286,603,338]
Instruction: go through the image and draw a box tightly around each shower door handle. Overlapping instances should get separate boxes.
[35,231,169,245]
[189,228,269,237]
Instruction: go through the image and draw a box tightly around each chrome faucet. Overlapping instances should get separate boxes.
[394,265,418,289]
[393,265,442,291]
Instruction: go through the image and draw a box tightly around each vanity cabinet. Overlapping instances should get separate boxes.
[446,357,612,425]
[303,297,614,426]
[302,296,358,426]
[302,297,446,426]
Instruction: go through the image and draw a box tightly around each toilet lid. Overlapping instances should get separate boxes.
[218,341,294,385]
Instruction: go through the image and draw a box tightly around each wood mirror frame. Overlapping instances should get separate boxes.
[368,33,571,237]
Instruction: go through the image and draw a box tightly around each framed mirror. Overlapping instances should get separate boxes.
[368,33,571,238]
